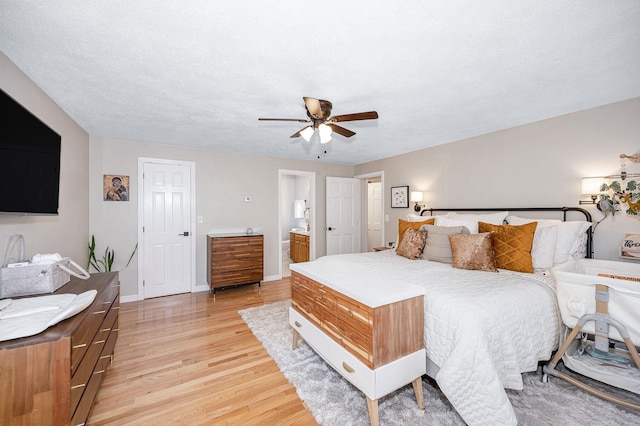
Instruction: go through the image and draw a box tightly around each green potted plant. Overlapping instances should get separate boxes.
[87,235,137,272]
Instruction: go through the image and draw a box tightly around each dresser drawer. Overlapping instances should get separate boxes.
[292,272,316,298]
[210,269,263,287]
[290,308,376,397]
[315,285,336,311]
[71,364,107,426]
[333,290,372,325]
[70,284,118,375]
[70,298,118,413]
[322,312,373,367]
[211,237,263,253]
[292,290,321,326]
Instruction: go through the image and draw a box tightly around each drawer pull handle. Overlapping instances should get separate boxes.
[347,310,353,317]
[71,383,86,390]
[92,310,106,315]
[294,321,302,328]
[318,294,323,301]
[93,340,106,345]
[72,343,87,349]
[113,328,120,332]
[100,355,112,360]
[342,362,355,374]
[113,306,120,310]
[100,328,111,332]
[103,301,112,305]
[93,370,105,375]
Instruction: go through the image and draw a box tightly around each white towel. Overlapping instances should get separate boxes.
[0,290,97,341]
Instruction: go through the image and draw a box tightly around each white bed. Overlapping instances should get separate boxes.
[300,251,560,425]
[293,207,593,425]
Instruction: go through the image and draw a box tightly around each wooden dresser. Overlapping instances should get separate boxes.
[289,268,425,426]
[0,272,119,426]
[207,233,264,296]
[290,231,309,263]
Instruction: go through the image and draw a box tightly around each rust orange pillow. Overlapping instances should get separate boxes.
[478,221,537,273]
[398,218,434,244]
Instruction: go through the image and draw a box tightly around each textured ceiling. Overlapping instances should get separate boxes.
[1,1,639,165]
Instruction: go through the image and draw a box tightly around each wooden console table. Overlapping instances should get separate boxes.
[0,272,119,426]
[289,267,425,426]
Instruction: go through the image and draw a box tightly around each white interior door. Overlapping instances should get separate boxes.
[142,161,192,298]
[367,181,382,251]
[326,177,360,255]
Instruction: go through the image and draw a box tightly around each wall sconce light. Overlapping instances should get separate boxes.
[580,177,606,205]
[410,191,424,212]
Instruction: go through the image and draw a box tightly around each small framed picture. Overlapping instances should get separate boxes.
[391,185,409,208]
[104,175,129,201]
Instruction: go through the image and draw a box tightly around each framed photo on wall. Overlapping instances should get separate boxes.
[104,175,129,201]
[391,185,409,208]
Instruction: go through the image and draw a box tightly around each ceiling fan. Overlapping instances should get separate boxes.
[259,97,378,144]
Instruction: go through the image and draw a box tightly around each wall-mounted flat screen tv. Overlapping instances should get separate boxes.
[0,89,61,215]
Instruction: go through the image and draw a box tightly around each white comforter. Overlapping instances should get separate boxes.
[306,251,561,426]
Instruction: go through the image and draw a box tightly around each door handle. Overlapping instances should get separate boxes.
[327,227,333,231]
[179,232,189,236]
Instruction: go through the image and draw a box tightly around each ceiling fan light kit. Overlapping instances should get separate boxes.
[259,97,378,153]
[300,126,314,142]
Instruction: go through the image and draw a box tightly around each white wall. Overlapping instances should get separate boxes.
[355,97,640,262]
[0,52,90,266]
[90,136,354,298]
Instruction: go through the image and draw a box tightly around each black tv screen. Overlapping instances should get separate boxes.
[0,89,61,215]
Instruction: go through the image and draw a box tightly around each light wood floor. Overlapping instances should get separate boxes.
[88,278,318,426]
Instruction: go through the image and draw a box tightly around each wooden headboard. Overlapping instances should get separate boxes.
[419,207,594,259]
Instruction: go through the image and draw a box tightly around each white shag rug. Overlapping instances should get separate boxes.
[239,301,640,426]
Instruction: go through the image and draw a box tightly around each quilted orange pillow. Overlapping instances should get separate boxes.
[398,218,435,244]
[478,221,537,273]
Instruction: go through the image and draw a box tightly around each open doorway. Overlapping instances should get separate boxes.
[278,170,316,278]
[355,171,385,252]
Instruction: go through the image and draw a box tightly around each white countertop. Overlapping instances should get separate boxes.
[290,256,425,308]
[290,229,310,236]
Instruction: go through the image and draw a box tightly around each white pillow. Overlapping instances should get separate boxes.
[531,225,557,270]
[448,211,509,225]
[436,216,480,234]
[407,213,428,222]
[506,215,590,264]
[506,215,562,227]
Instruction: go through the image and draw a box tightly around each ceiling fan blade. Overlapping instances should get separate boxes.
[330,111,378,122]
[328,123,356,138]
[303,97,322,119]
[259,118,310,122]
